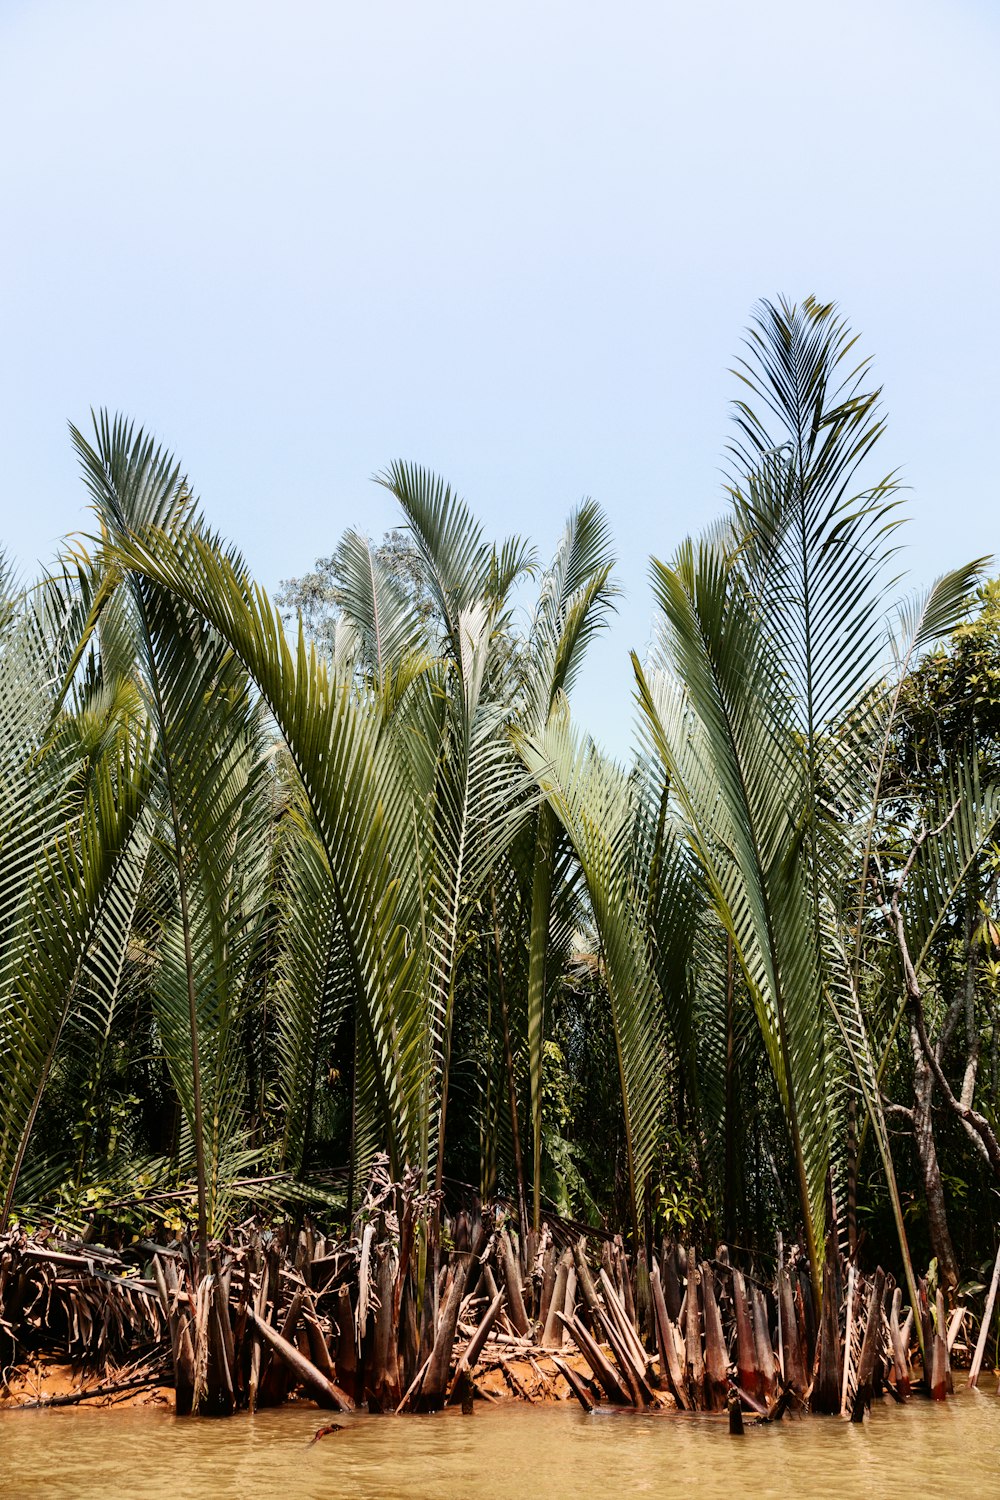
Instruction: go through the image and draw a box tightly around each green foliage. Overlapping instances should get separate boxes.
[3,297,998,1301]
[894,579,1000,782]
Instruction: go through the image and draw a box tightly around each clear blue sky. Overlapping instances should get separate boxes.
[2,0,997,756]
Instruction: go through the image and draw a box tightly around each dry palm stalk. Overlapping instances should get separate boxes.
[542,1249,572,1346]
[946,1305,966,1353]
[212,1259,238,1397]
[594,1272,656,1406]
[932,1288,950,1400]
[538,1244,556,1331]
[650,1262,688,1409]
[598,1268,651,1377]
[335,1284,357,1399]
[559,1267,577,1346]
[684,1261,705,1404]
[248,1308,353,1411]
[887,1285,911,1398]
[450,1286,505,1388]
[557,1310,631,1405]
[751,1286,776,1408]
[209,1276,236,1415]
[153,1254,195,1415]
[499,1229,529,1337]
[572,1237,602,1324]
[367,1245,401,1411]
[416,1219,489,1409]
[850,1268,887,1423]
[840,1265,858,1416]
[969,1241,1000,1387]
[593,1306,646,1406]
[700,1265,729,1411]
[260,1288,304,1406]
[247,1248,272,1413]
[730,1269,756,1406]
[811,1246,842,1414]
[796,1266,816,1372]
[777,1266,807,1399]
[616,1240,637,1330]
[662,1245,683,1323]
[395,1352,433,1414]
[552,1355,595,1411]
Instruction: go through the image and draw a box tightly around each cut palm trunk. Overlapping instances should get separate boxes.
[449,1287,505,1402]
[367,1246,401,1411]
[777,1267,807,1398]
[731,1269,757,1406]
[752,1287,775,1408]
[700,1265,729,1411]
[542,1250,572,1346]
[557,1311,631,1405]
[651,1263,688,1409]
[248,1309,354,1412]
[887,1286,911,1398]
[499,1230,529,1338]
[553,1355,595,1411]
[684,1261,705,1403]
[810,1246,842,1415]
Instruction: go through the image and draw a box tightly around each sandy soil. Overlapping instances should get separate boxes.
[1,1356,173,1411]
[1,1346,653,1412]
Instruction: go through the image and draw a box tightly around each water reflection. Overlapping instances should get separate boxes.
[4,1393,1000,1500]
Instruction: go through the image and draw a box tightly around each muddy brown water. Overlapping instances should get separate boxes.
[4,1392,1000,1499]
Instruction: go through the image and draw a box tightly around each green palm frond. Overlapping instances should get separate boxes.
[64,813,153,1190]
[631,754,705,1121]
[0,705,153,1225]
[635,530,830,1295]
[527,497,618,719]
[105,493,429,1198]
[523,499,619,1228]
[377,461,536,656]
[331,528,431,697]
[68,415,289,1243]
[728,297,903,829]
[423,600,540,1185]
[518,711,665,1242]
[274,805,353,1174]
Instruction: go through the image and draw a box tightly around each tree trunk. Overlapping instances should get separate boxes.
[910,1019,959,1292]
[723,935,739,1244]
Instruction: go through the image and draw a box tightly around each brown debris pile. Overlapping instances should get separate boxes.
[0,1166,960,1422]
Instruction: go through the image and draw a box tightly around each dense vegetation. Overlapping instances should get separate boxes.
[2,297,998,1310]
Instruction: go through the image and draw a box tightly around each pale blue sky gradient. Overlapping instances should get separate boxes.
[2,0,998,753]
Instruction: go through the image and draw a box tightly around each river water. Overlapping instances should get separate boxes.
[4,1393,999,1499]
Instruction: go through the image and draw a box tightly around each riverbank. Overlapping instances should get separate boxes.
[0,1356,173,1411]
[0,1165,976,1426]
[0,1347,595,1411]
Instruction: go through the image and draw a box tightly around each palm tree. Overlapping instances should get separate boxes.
[68,417,279,1259]
[634,297,985,1313]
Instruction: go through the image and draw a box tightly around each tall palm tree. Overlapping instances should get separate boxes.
[635,298,985,1310]
[69,417,278,1257]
